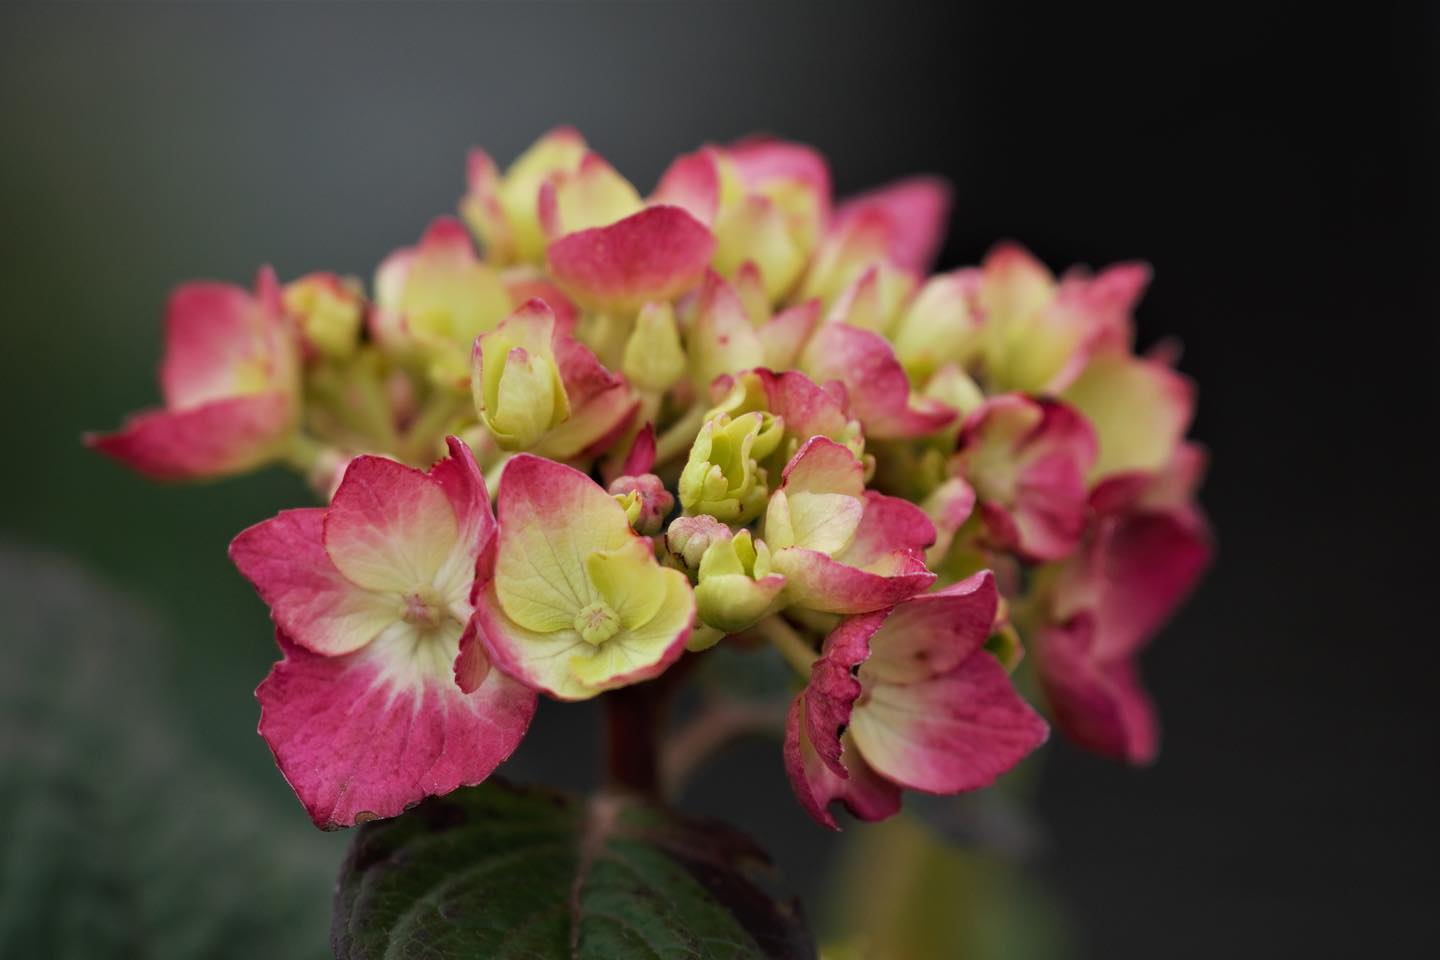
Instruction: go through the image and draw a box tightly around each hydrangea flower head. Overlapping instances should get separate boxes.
[94,129,1212,832]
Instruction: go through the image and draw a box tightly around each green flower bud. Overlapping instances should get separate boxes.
[622,301,687,393]
[665,514,732,576]
[472,302,569,451]
[694,530,787,634]
[678,411,783,524]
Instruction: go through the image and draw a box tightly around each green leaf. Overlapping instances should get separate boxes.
[332,781,815,959]
[0,546,340,960]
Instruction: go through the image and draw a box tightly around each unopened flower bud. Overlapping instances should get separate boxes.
[472,301,569,451]
[608,473,674,535]
[679,411,783,524]
[284,272,364,360]
[665,514,732,576]
[694,529,787,633]
[622,301,687,392]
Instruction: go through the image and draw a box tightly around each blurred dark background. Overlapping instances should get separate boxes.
[1,2,1432,957]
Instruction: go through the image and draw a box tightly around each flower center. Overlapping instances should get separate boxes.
[402,588,447,630]
[574,602,621,646]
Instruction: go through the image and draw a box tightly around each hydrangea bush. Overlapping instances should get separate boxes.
[90,129,1210,955]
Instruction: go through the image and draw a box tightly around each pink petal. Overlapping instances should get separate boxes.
[803,611,887,777]
[159,266,291,409]
[955,395,1097,562]
[619,422,657,477]
[1076,510,1213,661]
[752,367,856,445]
[230,508,393,657]
[258,630,535,829]
[861,572,997,683]
[758,299,821,369]
[87,392,293,481]
[502,274,579,334]
[1035,614,1158,764]
[651,147,722,225]
[783,692,901,831]
[852,643,1048,794]
[835,491,937,568]
[1057,261,1152,354]
[727,137,833,219]
[819,573,1044,794]
[832,175,953,273]
[428,436,497,594]
[774,546,934,615]
[802,323,956,440]
[546,205,715,313]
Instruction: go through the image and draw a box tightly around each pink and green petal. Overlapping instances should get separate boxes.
[802,323,956,440]
[492,454,634,633]
[88,392,295,481]
[832,175,953,273]
[1062,351,1195,482]
[850,647,1048,794]
[546,206,715,313]
[323,455,462,595]
[230,508,399,657]
[538,151,645,238]
[953,395,1097,562]
[160,266,292,409]
[771,547,933,615]
[651,146,723,226]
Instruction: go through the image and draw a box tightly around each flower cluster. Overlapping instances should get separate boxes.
[92,129,1210,829]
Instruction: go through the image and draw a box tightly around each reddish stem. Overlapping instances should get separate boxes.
[603,655,696,798]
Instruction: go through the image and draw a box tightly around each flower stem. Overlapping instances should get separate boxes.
[604,684,661,797]
[602,655,696,798]
[754,615,819,676]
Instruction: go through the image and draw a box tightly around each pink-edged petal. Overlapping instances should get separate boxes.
[546,205,715,313]
[954,395,1097,562]
[754,367,857,446]
[502,273,579,334]
[783,693,901,831]
[258,629,536,829]
[726,137,833,224]
[689,270,766,392]
[651,147,722,225]
[428,436,497,594]
[861,572,996,683]
[461,147,511,261]
[834,491,937,568]
[923,476,977,563]
[802,323,956,440]
[160,277,270,408]
[801,611,884,776]
[758,299,820,369]
[832,175,953,273]
[772,546,934,615]
[490,454,635,633]
[87,392,293,481]
[230,508,398,657]
[1035,613,1158,764]
[1063,351,1195,482]
[850,643,1048,795]
[1057,260,1152,354]
[323,455,460,595]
